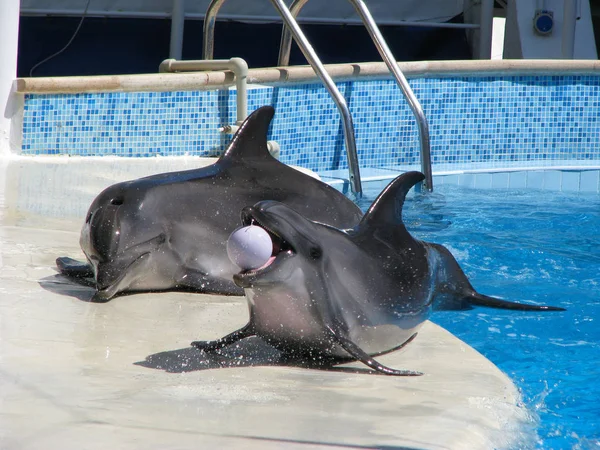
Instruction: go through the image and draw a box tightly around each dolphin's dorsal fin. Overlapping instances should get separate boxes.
[355,171,425,243]
[220,106,275,161]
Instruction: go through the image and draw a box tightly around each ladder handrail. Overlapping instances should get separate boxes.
[279,0,433,191]
[202,0,226,62]
[277,0,307,67]
[203,0,362,196]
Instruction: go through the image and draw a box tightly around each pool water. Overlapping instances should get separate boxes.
[357,181,600,449]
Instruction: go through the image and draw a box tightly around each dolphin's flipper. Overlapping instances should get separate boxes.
[56,257,96,288]
[325,325,423,376]
[191,323,255,352]
[89,291,114,303]
[177,269,244,296]
[56,257,94,278]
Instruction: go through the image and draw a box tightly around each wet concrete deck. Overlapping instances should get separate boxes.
[0,157,530,449]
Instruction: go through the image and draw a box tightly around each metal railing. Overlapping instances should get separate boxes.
[203,0,362,196]
[278,0,433,191]
[159,57,281,157]
[159,57,248,129]
[202,0,436,193]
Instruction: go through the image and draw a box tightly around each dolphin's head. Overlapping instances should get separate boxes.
[233,172,429,296]
[80,180,174,301]
[232,200,333,289]
[232,190,430,311]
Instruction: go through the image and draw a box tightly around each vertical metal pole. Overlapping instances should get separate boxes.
[278,0,309,66]
[0,0,20,155]
[279,0,433,191]
[562,0,577,59]
[169,0,185,60]
[270,0,362,196]
[351,0,433,191]
[203,0,226,59]
[478,0,494,59]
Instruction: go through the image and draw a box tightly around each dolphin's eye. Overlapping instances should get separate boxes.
[309,247,322,260]
[110,197,124,206]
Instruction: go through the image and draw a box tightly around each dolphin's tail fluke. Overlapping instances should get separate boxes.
[430,243,566,312]
[467,292,566,311]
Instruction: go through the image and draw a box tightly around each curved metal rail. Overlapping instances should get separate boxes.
[203,0,362,196]
[202,0,226,63]
[279,0,433,191]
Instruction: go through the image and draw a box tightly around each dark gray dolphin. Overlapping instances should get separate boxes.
[192,171,565,376]
[56,106,363,301]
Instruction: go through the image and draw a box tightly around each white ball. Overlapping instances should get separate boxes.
[227,225,273,270]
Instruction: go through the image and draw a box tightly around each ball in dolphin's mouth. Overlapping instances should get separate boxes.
[226,225,274,271]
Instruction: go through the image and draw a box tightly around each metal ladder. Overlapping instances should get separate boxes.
[203,0,434,194]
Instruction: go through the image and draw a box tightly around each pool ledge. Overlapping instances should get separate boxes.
[0,158,533,450]
[321,163,600,193]
[0,258,530,449]
[0,155,321,218]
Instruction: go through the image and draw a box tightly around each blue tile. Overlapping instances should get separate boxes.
[560,171,580,192]
[544,171,562,191]
[474,173,493,189]
[580,170,600,193]
[441,175,459,185]
[527,171,544,189]
[458,173,475,188]
[431,175,447,186]
[508,171,527,188]
[491,172,509,188]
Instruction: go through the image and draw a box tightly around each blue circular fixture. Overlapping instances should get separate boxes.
[533,10,554,35]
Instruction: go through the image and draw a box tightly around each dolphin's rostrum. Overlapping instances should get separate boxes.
[192,171,565,376]
[56,106,363,301]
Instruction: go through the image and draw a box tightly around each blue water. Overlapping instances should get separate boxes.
[358,181,600,449]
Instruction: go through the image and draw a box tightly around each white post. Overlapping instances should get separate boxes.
[478,0,494,59]
[0,0,20,155]
[169,0,186,60]
[562,0,577,59]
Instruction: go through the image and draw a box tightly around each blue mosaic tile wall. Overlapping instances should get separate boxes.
[20,74,600,172]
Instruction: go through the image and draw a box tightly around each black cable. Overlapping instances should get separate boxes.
[29,0,93,77]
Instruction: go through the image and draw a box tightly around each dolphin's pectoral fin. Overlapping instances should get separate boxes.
[467,291,566,312]
[371,332,420,357]
[178,269,244,296]
[56,257,94,278]
[324,325,423,376]
[89,291,114,303]
[191,322,256,352]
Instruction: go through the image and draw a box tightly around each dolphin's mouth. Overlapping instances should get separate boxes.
[88,233,168,301]
[233,209,295,285]
[92,252,151,301]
